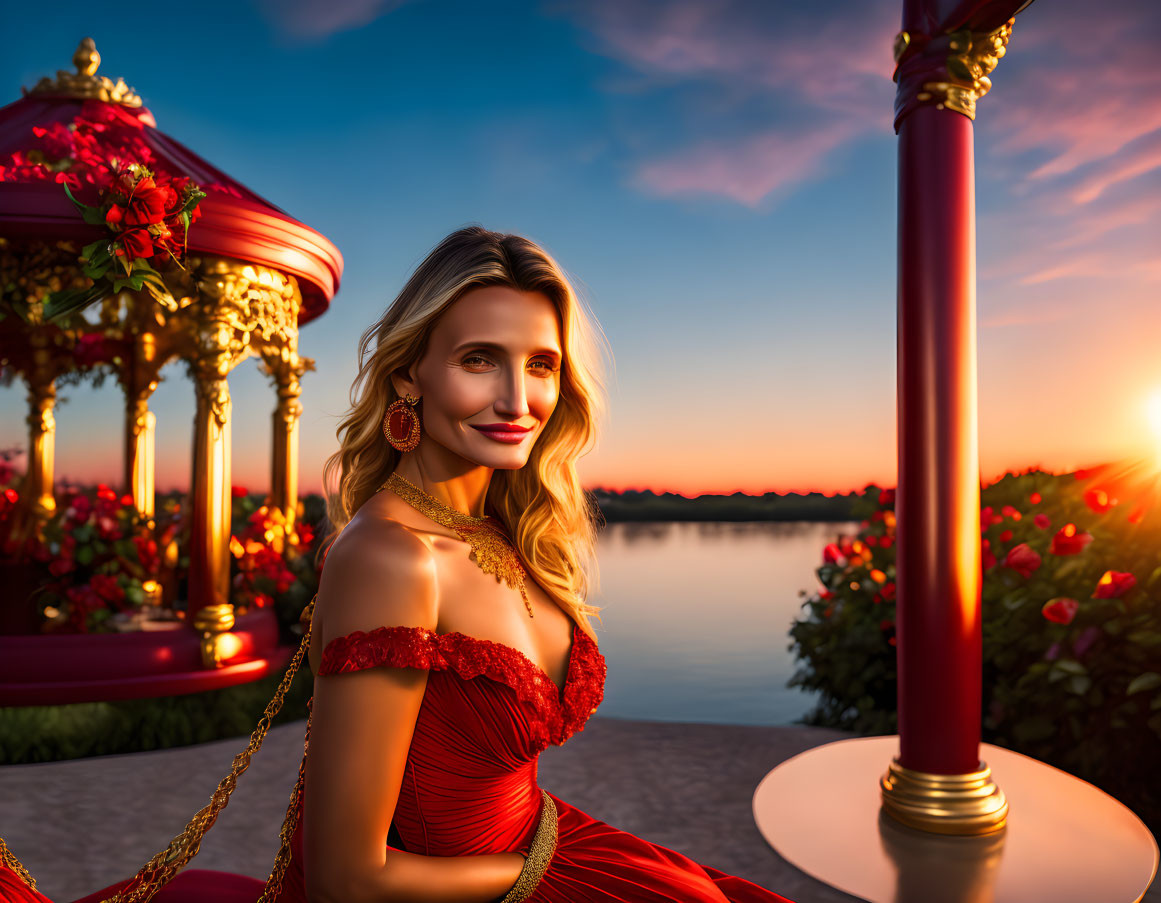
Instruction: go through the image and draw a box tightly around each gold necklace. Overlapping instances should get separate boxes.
[384,471,533,618]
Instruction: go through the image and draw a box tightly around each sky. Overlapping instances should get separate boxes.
[1,0,1159,497]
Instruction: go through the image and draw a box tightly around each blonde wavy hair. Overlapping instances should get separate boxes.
[319,225,611,640]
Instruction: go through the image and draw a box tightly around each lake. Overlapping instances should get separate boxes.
[588,520,861,726]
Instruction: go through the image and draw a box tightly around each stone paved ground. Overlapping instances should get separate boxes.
[1,717,1156,903]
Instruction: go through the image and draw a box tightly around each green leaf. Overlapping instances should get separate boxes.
[61,180,98,219]
[83,257,113,281]
[1127,672,1161,695]
[1053,658,1087,675]
[81,240,109,263]
[76,545,94,566]
[143,280,176,308]
[43,283,108,322]
[1066,674,1092,695]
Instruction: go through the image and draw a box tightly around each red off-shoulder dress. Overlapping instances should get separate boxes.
[12,621,795,903]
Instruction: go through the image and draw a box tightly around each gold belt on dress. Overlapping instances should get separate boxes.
[499,788,558,902]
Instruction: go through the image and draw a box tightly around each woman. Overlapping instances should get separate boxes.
[3,225,796,903]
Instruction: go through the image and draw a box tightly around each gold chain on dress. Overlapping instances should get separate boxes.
[0,595,320,903]
[384,471,534,618]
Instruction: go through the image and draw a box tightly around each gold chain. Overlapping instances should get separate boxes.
[384,471,533,618]
[0,595,320,903]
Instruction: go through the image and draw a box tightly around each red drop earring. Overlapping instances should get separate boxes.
[383,393,421,452]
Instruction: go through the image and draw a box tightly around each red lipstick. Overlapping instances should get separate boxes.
[471,423,534,444]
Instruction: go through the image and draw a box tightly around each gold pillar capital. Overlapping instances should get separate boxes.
[893,17,1018,130]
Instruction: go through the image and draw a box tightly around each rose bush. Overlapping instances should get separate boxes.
[228,487,318,622]
[0,466,322,635]
[789,465,1161,835]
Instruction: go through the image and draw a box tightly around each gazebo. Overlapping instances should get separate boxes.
[0,38,343,703]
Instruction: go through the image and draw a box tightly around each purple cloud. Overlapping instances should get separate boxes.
[551,0,898,205]
[254,0,419,39]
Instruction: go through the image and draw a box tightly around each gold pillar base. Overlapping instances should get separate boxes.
[193,603,236,668]
[880,755,1008,835]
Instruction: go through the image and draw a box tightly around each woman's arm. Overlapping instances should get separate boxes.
[304,520,525,903]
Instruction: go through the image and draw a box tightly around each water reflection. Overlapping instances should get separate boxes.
[591,520,860,726]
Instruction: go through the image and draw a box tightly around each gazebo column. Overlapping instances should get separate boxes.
[124,395,156,520]
[121,332,163,520]
[187,330,234,624]
[270,365,303,535]
[24,376,56,519]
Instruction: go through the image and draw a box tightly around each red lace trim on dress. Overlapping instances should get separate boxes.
[317,622,606,749]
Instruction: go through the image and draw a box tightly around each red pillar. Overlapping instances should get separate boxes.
[895,104,983,776]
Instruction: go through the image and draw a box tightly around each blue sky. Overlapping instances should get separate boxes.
[2,0,1159,496]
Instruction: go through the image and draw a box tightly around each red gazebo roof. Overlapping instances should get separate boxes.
[0,39,342,325]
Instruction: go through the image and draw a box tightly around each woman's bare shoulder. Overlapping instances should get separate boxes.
[317,506,440,643]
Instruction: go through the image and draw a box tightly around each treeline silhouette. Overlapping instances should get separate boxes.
[587,488,858,523]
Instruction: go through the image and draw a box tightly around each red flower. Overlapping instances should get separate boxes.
[1050,524,1093,556]
[1033,513,1050,530]
[865,535,878,547]
[881,581,896,601]
[1093,570,1135,599]
[999,529,1013,543]
[1001,505,1022,521]
[48,558,76,576]
[1029,491,1041,505]
[1083,488,1116,514]
[133,535,159,572]
[121,175,169,226]
[1041,597,1079,624]
[117,227,154,260]
[980,506,993,524]
[878,488,895,507]
[982,542,996,570]
[231,485,249,498]
[105,204,124,226]
[1003,543,1041,578]
[819,590,835,600]
[74,333,115,368]
[90,573,124,603]
[823,543,844,564]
